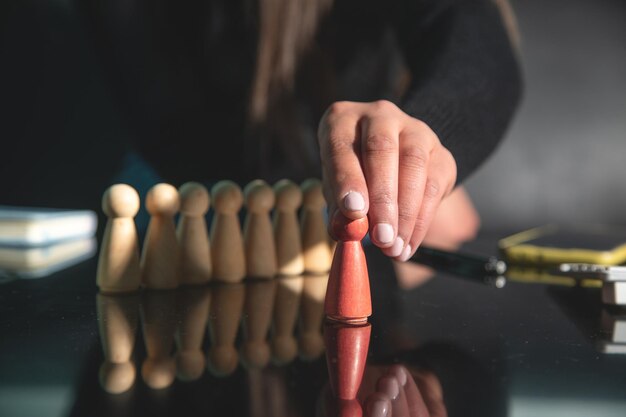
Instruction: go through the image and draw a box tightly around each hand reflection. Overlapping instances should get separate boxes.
[361,365,447,417]
[319,365,447,417]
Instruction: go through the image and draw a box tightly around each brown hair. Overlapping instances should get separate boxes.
[493,0,521,51]
[250,0,519,123]
[249,0,333,123]
[246,0,519,178]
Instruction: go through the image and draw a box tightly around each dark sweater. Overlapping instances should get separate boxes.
[395,0,523,184]
[0,0,522,208]
[74,0,521,185]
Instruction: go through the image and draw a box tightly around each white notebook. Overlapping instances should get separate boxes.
[0,206,97,247]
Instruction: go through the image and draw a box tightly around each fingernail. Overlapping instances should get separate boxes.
[343,191,365,212]
[389,366,408,386]
[379,377,400,400]
[368,400,389,417]
[372,223,394,245]
[388,237,404,257]
[399,244,412,262]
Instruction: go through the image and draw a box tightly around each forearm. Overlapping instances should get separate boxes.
[394,0,523,184]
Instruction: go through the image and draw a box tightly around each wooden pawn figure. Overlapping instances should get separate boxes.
[177,182,212,285]
[271,275,304,365]
[141,183,180,289]
[243,180,277,279]
[300,179,332,274]
[324,212,372,324]
[273,179,305,276]
[96,293,139,394]
[210,181,246,283]
[97,184,141,294]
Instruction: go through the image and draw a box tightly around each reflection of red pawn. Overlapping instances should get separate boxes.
[324,213,372,324]
[324,321,372,401]
[322,397,363,417]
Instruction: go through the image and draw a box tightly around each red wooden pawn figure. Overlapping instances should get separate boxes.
[324,212,372,324]
[324,321,372,401]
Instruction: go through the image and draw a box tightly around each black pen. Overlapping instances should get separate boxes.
[410,245,507,286]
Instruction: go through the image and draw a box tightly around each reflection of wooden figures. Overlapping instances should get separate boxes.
[140,290,178,389]
[299,274,328,360]
[300,179,332,274]
[96,293,139,394]
[246,368,290,417]
[175,286,211,381]
[325,213,371,324]
[243,180,277,279]
[207,283,245,376]
[97,184,141,294]
[241,280,276,369]
[210,181,246,283]
[271,276,304,364]
[141,183,180,289]
[177,182,212,285]
[273,180,305,276]
[324,321,372,400]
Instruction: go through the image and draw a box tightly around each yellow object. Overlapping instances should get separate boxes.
[499,225,626,266]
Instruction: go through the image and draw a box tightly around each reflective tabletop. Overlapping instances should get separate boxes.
[1,235,625,417]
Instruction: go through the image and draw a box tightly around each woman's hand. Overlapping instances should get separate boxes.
[318,100,457,261]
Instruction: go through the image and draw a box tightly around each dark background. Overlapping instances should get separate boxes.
[464,0,626,231]
[1,0,625,230]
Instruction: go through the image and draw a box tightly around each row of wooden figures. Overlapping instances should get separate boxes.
[97,179,335,293]
[98,274,329,394]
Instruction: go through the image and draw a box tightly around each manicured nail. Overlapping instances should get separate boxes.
[368,400,389,417]
[372,223,394,245]
[388,237,404,257]
[343,191,365,212]
[379,377,400,400]
[389,366,408,386]
[399,245,412,262]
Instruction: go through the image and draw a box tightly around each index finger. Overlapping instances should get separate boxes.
[319,112,369,221]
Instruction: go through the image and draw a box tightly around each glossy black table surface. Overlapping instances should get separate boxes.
[1,235,625,417]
